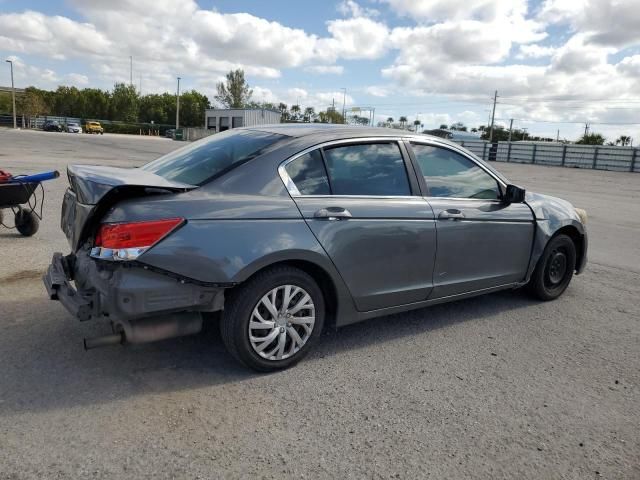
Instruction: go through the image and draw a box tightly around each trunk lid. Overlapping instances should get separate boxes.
[62,165,196,250]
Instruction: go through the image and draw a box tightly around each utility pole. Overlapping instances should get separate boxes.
[584,122,589,138]
[341,87,347,124]
[488,90,498,143]
[176,77,181,129]
[129,56,133,87]
[5,60,16,129]
[522,128,528,140]
[508,118,514,142]
[556,129,560,142]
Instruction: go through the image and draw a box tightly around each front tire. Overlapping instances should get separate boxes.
[221,266,325,371]
[527,234,576,301]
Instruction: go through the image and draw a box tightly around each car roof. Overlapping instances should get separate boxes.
[245,123,464,149]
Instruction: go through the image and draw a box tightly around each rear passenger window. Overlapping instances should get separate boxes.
[284,150,330,195]
[323,143,410,196]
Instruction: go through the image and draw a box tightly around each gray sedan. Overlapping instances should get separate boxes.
[44,125,588,371]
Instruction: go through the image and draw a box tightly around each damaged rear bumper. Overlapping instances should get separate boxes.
[43,250,229,324]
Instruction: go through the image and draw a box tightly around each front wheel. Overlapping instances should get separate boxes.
[221,266,325,371]
[527,234,576,301]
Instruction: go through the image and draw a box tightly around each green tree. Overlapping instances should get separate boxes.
[399,116,408,128]
[576,133,605,145]
[109,83,139,122]
[439,124,448,129]
[450,122,467,131]
[303,106,315,122]
[413,119,421,131]
[179,90,210,127]
[386,117,394,127]
[215,69,252,108]
[317,108,344,124]
[290,104,301,121]
[616,135,632,146]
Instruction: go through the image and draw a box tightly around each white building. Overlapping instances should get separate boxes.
[204,108,282,133]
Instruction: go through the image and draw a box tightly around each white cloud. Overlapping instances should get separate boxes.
[337,0,380,18]
[364,85,390,97]
[538,0,640,48]
[66,73,89,85]
[516,44,557,59]
[385,0,531,22]
[305,65,345,75]
[0,2,389,93]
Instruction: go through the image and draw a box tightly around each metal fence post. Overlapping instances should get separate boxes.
[561,145,567,166]
[482,142,487,161]
[631,148,638,172]
[592,147,599,169]
[532,144,537,164]
[507,141,512,162]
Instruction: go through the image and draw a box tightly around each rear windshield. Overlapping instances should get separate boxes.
[142,129,286,185]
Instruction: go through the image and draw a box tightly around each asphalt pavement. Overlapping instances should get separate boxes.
[0,129,638,479]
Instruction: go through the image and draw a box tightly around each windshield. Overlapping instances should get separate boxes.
[142,129,287,185]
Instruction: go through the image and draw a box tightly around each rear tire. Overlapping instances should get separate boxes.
[527,234,576,301]
[15,208,39,236]
[221,266,325,372]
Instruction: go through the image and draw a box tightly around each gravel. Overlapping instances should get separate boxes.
[1,129,638,479]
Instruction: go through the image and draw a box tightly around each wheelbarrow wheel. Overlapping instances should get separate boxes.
[15,208,39,236]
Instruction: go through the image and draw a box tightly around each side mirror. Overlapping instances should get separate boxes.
[503,184,526,203]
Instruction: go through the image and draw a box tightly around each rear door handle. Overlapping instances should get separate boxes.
[438,209,465,220]
[314,207,352,220]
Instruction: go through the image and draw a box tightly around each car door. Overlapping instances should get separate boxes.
[279,139,437,312]
[407,141,535,299]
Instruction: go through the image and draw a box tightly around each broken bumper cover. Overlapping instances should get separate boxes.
[43,252,94,321]
[43,251,228,323]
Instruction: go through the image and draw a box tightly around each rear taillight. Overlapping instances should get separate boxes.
[91,218,183,261]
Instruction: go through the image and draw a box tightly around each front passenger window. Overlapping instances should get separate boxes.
[412,144,500,199]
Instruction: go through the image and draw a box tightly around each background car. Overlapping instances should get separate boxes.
[66,122,82,133]
[44,125,588,372]
[84,121,104,134]
[42,120,63,132]
[164,128,175,138]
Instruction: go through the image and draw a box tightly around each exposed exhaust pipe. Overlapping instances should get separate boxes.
[84,333,122,350]
[83,312,203,350]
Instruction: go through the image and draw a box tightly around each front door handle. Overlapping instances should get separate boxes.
[438,209,465,220]
[314,207,353,220]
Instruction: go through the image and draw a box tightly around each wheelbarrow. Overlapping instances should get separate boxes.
[0,170,60,236]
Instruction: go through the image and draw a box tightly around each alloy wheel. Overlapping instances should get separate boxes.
[248,284,315,361]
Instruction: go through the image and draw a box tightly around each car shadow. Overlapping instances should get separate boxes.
[0,288,539,416]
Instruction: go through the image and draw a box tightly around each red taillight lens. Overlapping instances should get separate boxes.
[95,218,183,249]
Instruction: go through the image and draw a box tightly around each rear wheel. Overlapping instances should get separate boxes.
[221,266,325,371]
[527,234,576,301]
[15,208,39,236]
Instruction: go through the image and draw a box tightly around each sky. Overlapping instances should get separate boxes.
[1,0,639,142]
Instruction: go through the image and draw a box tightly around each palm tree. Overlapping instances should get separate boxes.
[399,116,408,129]
[413,119,421,132]
[386,117,394,127]
[304,107,315,123]
[277,102,289,121]
[290,104,301,121]
[616,135,632,146]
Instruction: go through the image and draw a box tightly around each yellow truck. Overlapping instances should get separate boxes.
[84,121,104,134]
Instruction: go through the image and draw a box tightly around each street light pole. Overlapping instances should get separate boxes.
[341,88,346,124]
[175,77,181,129]
[5,60,16,129]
